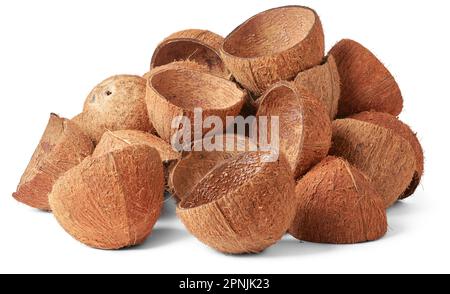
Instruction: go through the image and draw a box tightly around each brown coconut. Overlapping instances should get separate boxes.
[221,6,324,95]
[329,39,403,117]
[13,114,94,211]
[331,118,416,207]
[151,29,230,79]
[294,55,340,119]
[350,111,424,199]
[49,144,164,249]
[143,60,210,80]
[256,81,332,179]
[168,134,257,200]
[145,67,246,143]
[177,151,296,254]
[289,156,387,244]
[72,75,153,144]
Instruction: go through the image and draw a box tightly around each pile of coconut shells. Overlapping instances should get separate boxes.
[13,6,423,253]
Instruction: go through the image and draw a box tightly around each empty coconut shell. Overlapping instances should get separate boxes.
[143,60,209,81]
[289,156,387,244]
[331,118,416,207]
[177,152,296,254]
[294,55,340,119]
[49,144,164,249]
[13,114,94,211]
[151,29,230,79]
[256,81,332,179]
[221,5,324,95]
[350,111,424,199]
[145,67,246,143]
[329,39,403,117]
[73,75,153,144]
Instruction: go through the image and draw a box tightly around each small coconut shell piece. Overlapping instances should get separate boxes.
[221,6,324,95]
[294,55,340,119]
[49,144,164,249]
[13,114,94,211]
[145,67,246,143]
[331,118,416,207]
[256,81,332,179]
[151,29,230,79]
[329,39,403,117]
[350,111,424,199]
[289,156,387,244]
[168,134,257,200]
[177,152,295,254]
[73,75,153,144]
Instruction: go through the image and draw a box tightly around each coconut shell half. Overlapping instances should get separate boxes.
[294,55,340,119]
[221,6,324,95]
[49,144,164,249]
[289,156,387,244]
[331,118,416,207]
[177,152,296,254]
[151,29,230,79]
[329,39,403,117]
[350,111,424,199]
[256,81,332,179]
[13,114,94,211]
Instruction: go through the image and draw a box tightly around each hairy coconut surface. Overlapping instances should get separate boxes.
[350,111,424,199]
[151,29,230,79]
[13,114,94,211]
[49,144,164,250]
[169,134,257,200]
[177,152,296,254]
[73,75,153,144]
[256,81,331,179]
[221,6,324,95]
[294,55,340,119]
[331,118,416,207]
[289,156,387,244]
[146,67,246,142]
[329,39,403,117]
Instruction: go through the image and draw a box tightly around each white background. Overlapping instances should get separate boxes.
[0,0,448,274]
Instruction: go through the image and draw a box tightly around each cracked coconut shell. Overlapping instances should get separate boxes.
[350,111,424,199]
[151,29,230,79]
[256,81,332,179]
[221,5,324,95]
[13,114,94,211]
[177,152,296,254]
[331,118,416,207]
[294,55,340,119]
[145,67,246,143]
[289,156,387,244]
[72,75,153,144]
[329,39,403,117]
[49,144,164,249]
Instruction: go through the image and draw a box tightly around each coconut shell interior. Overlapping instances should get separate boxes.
[289,156,387,244]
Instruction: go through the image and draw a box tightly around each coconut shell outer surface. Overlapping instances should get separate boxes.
[350,111,424,199]
[294,55,340,119]
[177,152,296,254]
[13,114,94,211]
[289,156,387,244]
[221,6,324,96]
[256,81,332,179]
[329,39,403,117]
[49,144,164,250]
[151,29,230,79]
[143,60,210,80]
[331,118,416,207]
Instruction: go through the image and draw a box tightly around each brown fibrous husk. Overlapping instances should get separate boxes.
[49,144,164,250]
[289,156,387,244]
[13,113,94,211]
[329,39,403,117]
[331,118,416,207]
[177,152,296,254]
[221,5,324,95]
